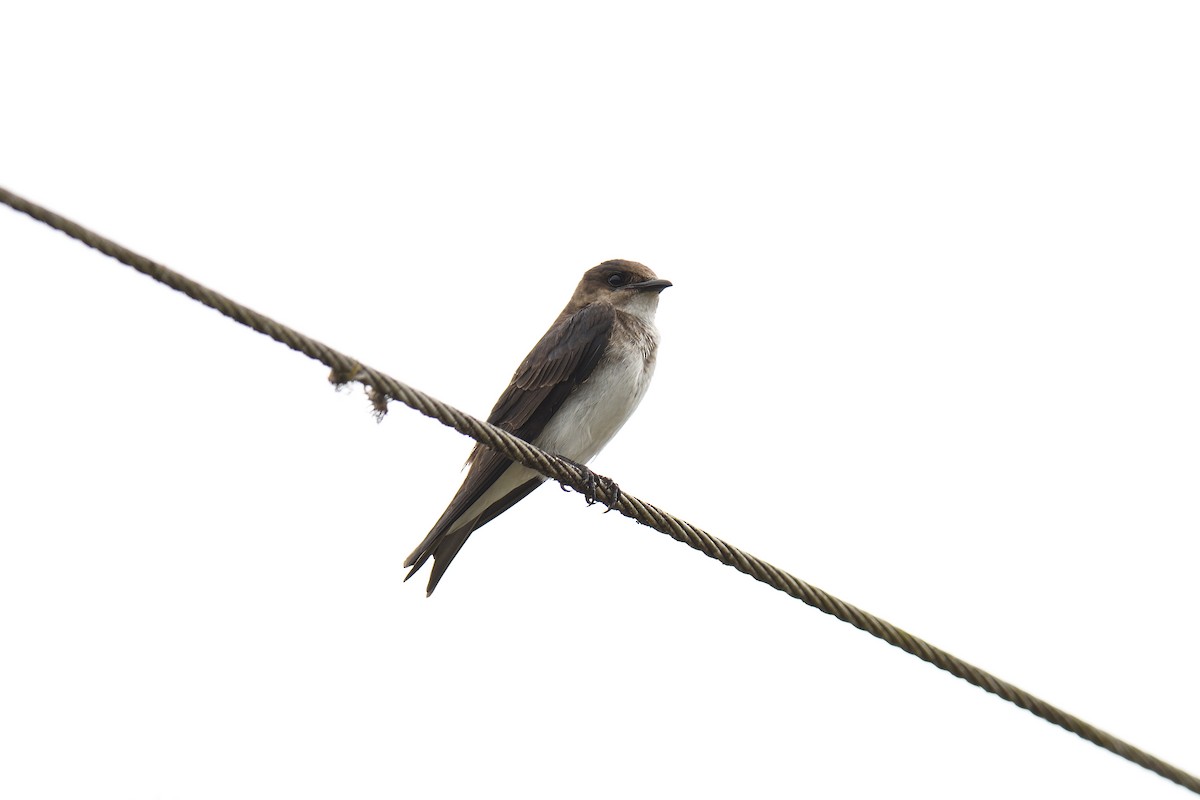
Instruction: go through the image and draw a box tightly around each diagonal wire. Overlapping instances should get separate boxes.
[2,185,1197,794]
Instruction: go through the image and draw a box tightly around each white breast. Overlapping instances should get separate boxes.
[534,304,660,465]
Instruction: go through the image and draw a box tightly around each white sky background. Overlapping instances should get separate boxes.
[1,2,1198,797]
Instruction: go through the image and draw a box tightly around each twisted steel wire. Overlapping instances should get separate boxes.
[2,185,1196,794]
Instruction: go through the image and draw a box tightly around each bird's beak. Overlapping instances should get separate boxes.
[622,278,673,293]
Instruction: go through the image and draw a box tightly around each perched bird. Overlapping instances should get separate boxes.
[404,259,672,595]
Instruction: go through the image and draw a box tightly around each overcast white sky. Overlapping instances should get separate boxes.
[2,2,1198,798]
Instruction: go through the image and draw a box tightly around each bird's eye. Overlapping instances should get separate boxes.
[607,272,626,288]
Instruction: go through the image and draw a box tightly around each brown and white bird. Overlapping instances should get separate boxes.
[404,260,672,595]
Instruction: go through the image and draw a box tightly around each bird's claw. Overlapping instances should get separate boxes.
[599,477,621,512]
[556,457,621,511]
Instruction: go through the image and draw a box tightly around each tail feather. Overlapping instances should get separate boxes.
[405,521,478,596]
[405,476,544,595]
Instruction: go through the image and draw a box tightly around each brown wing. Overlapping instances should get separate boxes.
[404,303,615,592]
[483,302,616,443]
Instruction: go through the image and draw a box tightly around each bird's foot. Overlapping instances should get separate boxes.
[556,457,621,511]
[599,476,621,512]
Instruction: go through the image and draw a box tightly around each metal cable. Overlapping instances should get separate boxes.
[2,185,1196,794]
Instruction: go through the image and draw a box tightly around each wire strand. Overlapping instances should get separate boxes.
[2,185,1196,794]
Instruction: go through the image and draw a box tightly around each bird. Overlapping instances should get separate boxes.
[404,259,672,595]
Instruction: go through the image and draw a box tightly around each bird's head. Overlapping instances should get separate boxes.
[565,259,673,317]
